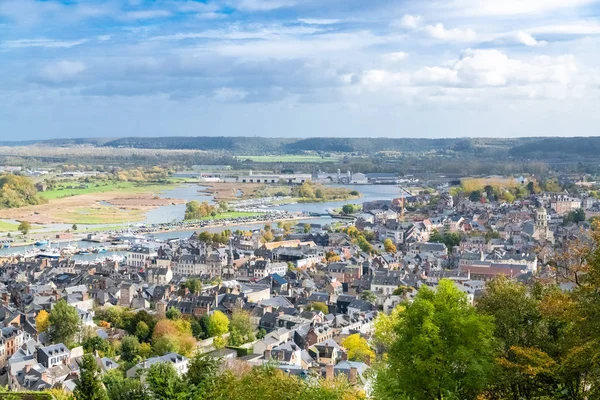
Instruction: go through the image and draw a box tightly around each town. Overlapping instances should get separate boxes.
[0,168,598,399]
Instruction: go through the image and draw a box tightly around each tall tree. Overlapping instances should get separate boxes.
[375,279,496,400]
[35,310,50,333]
[207,311,229,337]
[186,352,221,400]
[48,300,81,345]
[341,334,374,363]
[74,354,109,400]
[229,309,255,346]
[146,362,189,400]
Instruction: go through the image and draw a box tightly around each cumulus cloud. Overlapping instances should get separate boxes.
[232,0,296,11]
[447,0,597,16]
[124,10,171,20]
[39,60,86,83]
[514,32,547,47]
[424,24,478,42]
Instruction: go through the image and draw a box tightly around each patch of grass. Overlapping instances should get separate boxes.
[187,211,263,221]
[236,155,343,163]
[40,180,180,200]
[0,221,18,232]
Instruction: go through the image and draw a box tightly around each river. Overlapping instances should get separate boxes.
[0,183,398,258]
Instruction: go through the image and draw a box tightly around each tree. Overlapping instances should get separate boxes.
[120,335,140,363]
[229,309,255,346]
[469,190,482,202]
[304,224,312,233]
[208,311,230,337]
[146,362,189,400]
[135,321,150,341]
[184,278,202,294]
[383,238,397,254]
[18,221,31,235]
[74,354,109,400]
[341,334,374,363]
[166,308,182,320]
[374,279,496,400]
[48,300,81,345]
[72,223,78,231]
[310,302,329,314]
[360,290,377,304]
[106,378,150,400]
[35,310,50,333]
[373,305,405,355]
[83,336,110,356]
[342,204,356,215]
[153,336,178,355]
[257,328,267,340]
[186,352,221,400]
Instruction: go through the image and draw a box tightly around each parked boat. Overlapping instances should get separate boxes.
[37,249,60,259]
[35,240,49,246]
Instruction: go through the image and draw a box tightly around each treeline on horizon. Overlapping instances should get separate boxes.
[7,136,600,159]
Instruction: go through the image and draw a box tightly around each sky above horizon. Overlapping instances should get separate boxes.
[1,0,600,140]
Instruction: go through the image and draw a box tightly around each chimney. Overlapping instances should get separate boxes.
[365,354,371,366]
[349,367,358,384]
[25,364,31,373]
[326,364,334,381]
[264,349,271,360]
[341,351,348,361]
[41,371,48,382]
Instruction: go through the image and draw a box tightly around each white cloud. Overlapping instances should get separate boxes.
[447,0,597,16]
[1,38,87,49]
[96,35,111,41]
[527,22,600,35]
[298,18,340,25]
[392,14,422,29]
[39,60,86,83]
[361,49,582,99]
[385,52,409,62]
[514,32,547,47]
[424,24,478,42]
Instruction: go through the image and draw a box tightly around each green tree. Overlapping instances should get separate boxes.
[186,352,221,400]
[18,221,31,235]
[48,300,81,345]
[166,308,182,320]
[184,278,202,295]
[469,190,482,202]
[229,309,255,346]
[72,223,78,231]
[360,290,377,303]
[342,204,356,215]
[83,336,110,356]
[310,302,329,314]
[107,378,150,400]
[146,362,189,400]
[375,279,496,400]
[304,224,311,233]
[207,311,229,337]
[135,321,150,341]
[74,354,109,400]
[120,335,140,363]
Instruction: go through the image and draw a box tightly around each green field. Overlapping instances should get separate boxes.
[236,155,343,163]
[53,206,146,224]
[0,221,18,232]
[39,180,181,200]
[187,211,263,221]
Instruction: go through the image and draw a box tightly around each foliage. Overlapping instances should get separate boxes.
[372,305,405,354]
[375,280,496,400]
[35,310,50,333]
[74,354,109,400]
[341,334,374,363]
[186,352,221,400]
[229,309,255,346]
[184,278,203,294]
[166,308,182,320]
[342,204,361,215]
[48,300,81,345]
[360,290,377,303]
[563,208,586,225]
[185,200,217,220]
[208,311,230,337]
[310,302,329,314]
[18,221,31,235]
[146,362,189,400]
[429,229,461,250]
[0,173,46,209]
[120,335,141,363]
[383,238,397,254]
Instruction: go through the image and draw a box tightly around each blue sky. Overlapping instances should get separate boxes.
[1,0,600,139]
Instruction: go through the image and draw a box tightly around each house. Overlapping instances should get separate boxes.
[126,353,189,379]
[37,344,70,369]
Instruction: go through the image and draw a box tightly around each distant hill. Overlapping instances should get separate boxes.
[509,137,600,158]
